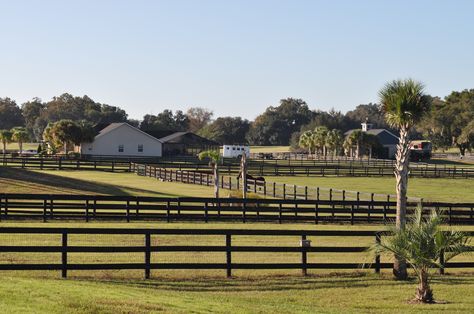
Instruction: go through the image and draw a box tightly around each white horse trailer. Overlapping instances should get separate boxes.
[222,145,250,158]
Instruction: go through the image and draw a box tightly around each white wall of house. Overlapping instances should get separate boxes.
[81,124,162,157]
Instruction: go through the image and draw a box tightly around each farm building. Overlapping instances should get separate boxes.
[81,123,218,157]
[81,123,163,157]
[344,122,399,159]
[158,132,220,156]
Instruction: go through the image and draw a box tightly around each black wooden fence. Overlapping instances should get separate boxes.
[3,156,474,178]
[0,227,472,278]
[1,194,473,225]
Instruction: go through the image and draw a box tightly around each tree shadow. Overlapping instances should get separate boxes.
[0,168,169,197]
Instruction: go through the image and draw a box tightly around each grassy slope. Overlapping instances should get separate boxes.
[0,168,214,197]
[266,176,474,203]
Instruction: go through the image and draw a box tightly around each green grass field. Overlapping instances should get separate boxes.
[0,221,472,313]
[2,274,474,313]
[4,142,40,151]
[266,176,474,203]
[1,166,474,312]
[250,146,291,153]
[0,168,215,197]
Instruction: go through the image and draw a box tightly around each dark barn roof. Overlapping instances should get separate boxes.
[159,132,219,146]
[344,129,399,146]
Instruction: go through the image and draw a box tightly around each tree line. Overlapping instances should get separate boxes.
[1,89,473,154]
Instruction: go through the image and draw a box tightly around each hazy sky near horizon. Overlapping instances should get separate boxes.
[1,0,473,120]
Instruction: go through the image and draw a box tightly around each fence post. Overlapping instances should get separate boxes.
[273,182,276,197]
[126,200,130,223]
[439,249,445,275]
[226,234,232,278]
[62,231,68,278]
[375,233,381,274]
[283,184,286,200]
[43,199,48,222]
[301,235,308,276]
[145,232,151,279]
[85,200,89,222]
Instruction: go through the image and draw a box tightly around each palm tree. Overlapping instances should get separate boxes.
[344,130,363,158]
[325,129,344,156]
[11,127,29,154]
[0,129,12,155]
[299,130,316,157]
[198,150,221,199]
[371,207,470,303]
[379,79,431,279]
[313,126,329,157]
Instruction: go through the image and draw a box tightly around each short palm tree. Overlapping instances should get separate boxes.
[11,127,29,154]
[379,79,431,279]
[345,130,364,158]
[371,207,471,303]
[0,129,12,155]
[198,150,221,198]
[299,130,316,157]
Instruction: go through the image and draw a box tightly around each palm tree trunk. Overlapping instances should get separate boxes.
[2,142,5,155]
[393,126,410,280]
[19,141,23,155]
[415,270,433,303]
[214,166,219,199]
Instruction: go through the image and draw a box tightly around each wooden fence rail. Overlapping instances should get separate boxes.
[133,163,421,202]
[0,227,472,278]
[2,156,474,178]
[1,194,473,225]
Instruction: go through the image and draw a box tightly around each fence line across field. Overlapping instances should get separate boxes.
[0,227,472,279]
[133,163,421,202]
[0,194,473,225]
[2,156,474,178]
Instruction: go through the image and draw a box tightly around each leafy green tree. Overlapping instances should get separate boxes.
[21,98,45,140]
[11,127,29,153]
[371,207,471,303]
[46,120,82,154]
[0,129,12,155]
[246,98,314,145]
[186,107,214,132]
[379,79,431,280]
[298,130,316,157]
[198,150,221,198]
[344,130,364,158]
[198,117,250,144]
[140,110,189,132]
[0,98,24,130]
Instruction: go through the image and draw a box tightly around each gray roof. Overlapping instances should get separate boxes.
[345,128,399,146]
[159,132,188,143]
[95,123,163,143]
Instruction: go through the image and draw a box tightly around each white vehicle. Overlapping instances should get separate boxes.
[222,145,250,158]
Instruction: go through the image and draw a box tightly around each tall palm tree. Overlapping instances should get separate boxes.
[0,129,12,155]
[371,207,470,303]
[379,79,431,279]
[299,130,316,157]
[198,150,221,199]
[345,130,364,158]
[11,127,29,155]
[325,129,344,156]
[313,126,329,156]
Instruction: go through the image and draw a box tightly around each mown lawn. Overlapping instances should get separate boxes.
[0,168,215,197]
[1,274,474,313]
[266,176,474,203]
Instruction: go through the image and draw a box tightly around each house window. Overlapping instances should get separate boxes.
[138,144,143,152]
[118,145,124,152]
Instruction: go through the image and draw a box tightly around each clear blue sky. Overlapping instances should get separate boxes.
[1,0,473,120]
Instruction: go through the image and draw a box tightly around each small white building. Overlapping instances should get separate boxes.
[81,123,163,157]
[222,145,250,158]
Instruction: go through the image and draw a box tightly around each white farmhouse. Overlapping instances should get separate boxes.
[80,123,163,157]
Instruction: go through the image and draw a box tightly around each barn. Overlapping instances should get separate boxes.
[80,123,163,157]
[158,132,220,156]
[344,122,399,159]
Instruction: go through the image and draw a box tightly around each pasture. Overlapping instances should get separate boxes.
[1,159,474,313]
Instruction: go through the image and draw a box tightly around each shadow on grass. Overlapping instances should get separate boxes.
[77,272,460,293]
[0,168,169,197]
